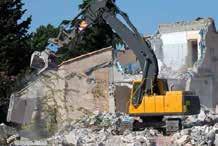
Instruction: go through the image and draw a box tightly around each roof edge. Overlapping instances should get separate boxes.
[59,46,112,66]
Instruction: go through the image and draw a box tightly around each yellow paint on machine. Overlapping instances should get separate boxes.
[129,91,184,115]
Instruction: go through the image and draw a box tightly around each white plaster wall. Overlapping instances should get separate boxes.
[161,31,200,71]
[161,32,187,70]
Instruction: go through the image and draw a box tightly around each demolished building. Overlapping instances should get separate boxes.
[7,47,113,137]
[6,17,218,139]
[112,17,218,110]
[152,17,218,109]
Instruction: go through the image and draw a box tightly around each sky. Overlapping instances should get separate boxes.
[23,0,218,35]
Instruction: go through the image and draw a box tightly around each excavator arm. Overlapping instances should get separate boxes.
[30,10,87,74]
[30,0,159,106]
[101,8,159,106]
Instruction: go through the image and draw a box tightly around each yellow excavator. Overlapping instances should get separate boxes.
[30,0,200,133]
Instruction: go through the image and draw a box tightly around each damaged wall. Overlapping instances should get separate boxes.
[7,47,113,138]
[110,18,218,110]
[58,47,113,118]
[114,85,131,113]
[155,18,210,72]
[7,18,218,140]
[152,18,218,109]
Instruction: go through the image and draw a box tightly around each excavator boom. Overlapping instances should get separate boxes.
[30,0,159,106]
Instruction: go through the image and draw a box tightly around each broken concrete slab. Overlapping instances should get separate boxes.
[0,123,18,145]
[7,93,37,124]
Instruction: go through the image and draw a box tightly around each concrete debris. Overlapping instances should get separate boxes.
[158,60,196,80]
[44,109,218,146]
[13,138,48,146]
[2,109,218,145]
[175,135,190,145]
[46,112,160,146]
[184,106,217,127]
[7,134,20,144]
[172,125,216,145]
[0,123,17,145]
[170,107,218,145]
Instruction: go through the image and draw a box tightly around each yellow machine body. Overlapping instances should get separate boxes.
[128,80,200,116]
[129,91,184,115]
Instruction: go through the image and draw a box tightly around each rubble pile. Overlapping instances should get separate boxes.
[0,123,17,145]
[158,60,196,80]
[171,106,218,145]
[184,106,217,127]
[2,107,218,145]
[158,61,179,79]
[172,125,217,145]
[47,112,161,145]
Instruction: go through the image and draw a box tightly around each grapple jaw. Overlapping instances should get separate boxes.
[30,49,57,74]
[30,51,45,69]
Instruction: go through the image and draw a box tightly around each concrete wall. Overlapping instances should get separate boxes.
[160,31,201,70]
[114,85,131,113]
[116,49,137,65]
[7,47,113,138]
[161,31,187,70]
[202,23,218,108]
[188,77,213,108]
[110,18,218,109]
[155,18,218,109]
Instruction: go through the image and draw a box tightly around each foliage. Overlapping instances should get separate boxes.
[31,0,121,62]
[0,0,31,122]
[58,0,122,61]
[31,24,59,52]
[78,0,90,9]
[0,0,122,122]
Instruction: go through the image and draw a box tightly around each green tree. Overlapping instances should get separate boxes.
[31,24,59,52]
[58,0,121,61]
[0,0,31,122]
[78,0,90,9]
